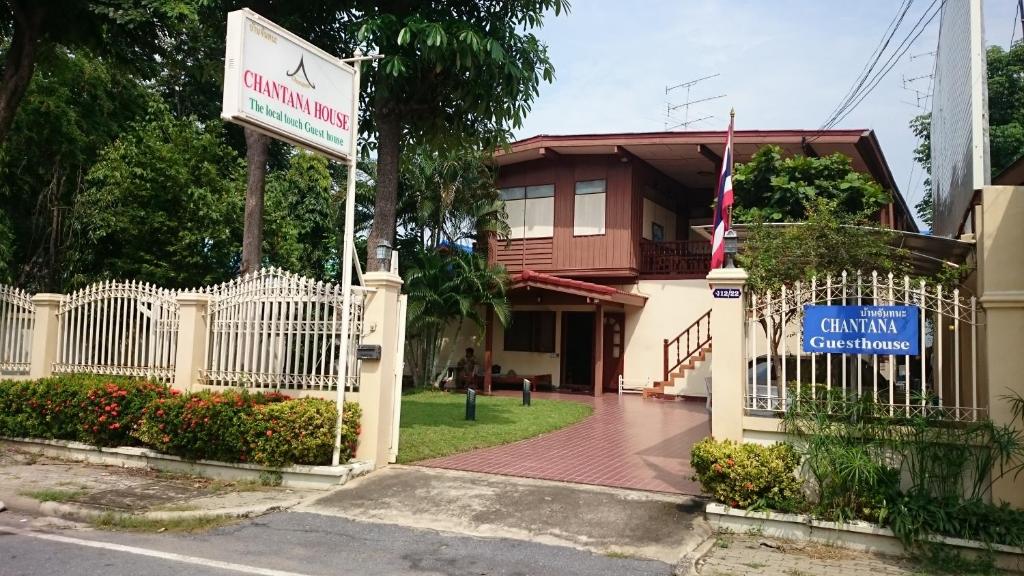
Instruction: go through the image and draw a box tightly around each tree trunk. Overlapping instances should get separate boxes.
[241,128,270,275]
[366,99,400,271]
[0,3,45,145]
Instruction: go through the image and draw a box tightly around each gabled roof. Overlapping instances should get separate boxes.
[495,129,917,233]
[510,270,646,307]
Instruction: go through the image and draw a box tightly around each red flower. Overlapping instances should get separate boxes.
[266,430,273,437]
[726,458,735,467]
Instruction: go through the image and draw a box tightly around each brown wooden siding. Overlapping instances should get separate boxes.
[494,157,638,277]
[495,238,554,273]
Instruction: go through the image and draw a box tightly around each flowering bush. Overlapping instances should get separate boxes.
[134,390,287,463]
[690,437,805,512]
[246,400,361,467]
[0,374,171,446]
[0,376,361,467]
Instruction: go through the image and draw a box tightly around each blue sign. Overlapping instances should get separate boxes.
[713,288,741,299]
[803,305,920,356]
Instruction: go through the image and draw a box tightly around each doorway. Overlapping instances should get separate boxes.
[602,312,625,393]
[561,312,594,392]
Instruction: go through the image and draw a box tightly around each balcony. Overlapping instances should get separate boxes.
[639,239,711,278]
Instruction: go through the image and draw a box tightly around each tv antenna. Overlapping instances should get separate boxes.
[665,73,725,130]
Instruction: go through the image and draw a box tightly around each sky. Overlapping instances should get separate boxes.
[514,0,1020,229]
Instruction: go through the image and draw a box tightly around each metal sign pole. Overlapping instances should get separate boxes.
[333,49,363,467]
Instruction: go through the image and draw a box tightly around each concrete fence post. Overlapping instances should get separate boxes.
[357,271,404,467]
[28,294,64,379]
[706,267,749,441]
[977,185,1024,508]
[174,293,211,392]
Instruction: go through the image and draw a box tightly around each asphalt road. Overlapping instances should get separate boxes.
[0,511,673,576]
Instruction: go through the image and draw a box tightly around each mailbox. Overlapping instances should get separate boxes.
[356,344,382,360]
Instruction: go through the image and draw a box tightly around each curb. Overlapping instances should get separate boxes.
[0,489,312,524]
[674,534,716,576]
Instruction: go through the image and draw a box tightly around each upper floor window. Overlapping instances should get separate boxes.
[501,184,554,239]
[574,179,606,236]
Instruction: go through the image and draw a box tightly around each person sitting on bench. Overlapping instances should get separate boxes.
[456,347,479,389]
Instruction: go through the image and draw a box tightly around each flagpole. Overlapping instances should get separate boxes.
[726,108,735,229]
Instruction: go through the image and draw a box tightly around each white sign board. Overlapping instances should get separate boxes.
[222,9,355,162]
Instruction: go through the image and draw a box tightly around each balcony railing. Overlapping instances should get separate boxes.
[639,239,711,277]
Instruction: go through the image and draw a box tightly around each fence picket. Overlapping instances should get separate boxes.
[744,269,983,422]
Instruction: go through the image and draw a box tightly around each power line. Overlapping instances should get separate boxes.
[818,0,916,131]
[826,0,943,129]
[806,0,944,144]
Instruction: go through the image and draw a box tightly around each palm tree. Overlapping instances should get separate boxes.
[404,246,510,388]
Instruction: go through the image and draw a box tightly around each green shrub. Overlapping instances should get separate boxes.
[0,374,171,446]
[246,400,360,467]
[690,438,805,512]
[0,375,361,467]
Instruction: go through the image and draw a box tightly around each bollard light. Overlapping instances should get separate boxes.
[466,388,477,421]
[522,379,532,406]
[723,229,738,268]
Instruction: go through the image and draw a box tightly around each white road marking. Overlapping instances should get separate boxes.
[0,525,319,576]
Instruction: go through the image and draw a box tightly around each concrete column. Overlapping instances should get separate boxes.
[356,271,404,467]
[707,267,749,441]
[977,185,1024,507]
[173,293,210,392]
[29,294,64,379]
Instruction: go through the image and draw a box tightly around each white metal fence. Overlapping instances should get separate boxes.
[55,281,180,382]
[0,286,34,375]
[201,268,368,392]
[746,271,983,421]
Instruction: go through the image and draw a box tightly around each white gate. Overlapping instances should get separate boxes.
[201,268,367,392]
[0,286,34,375]
[55,281,179,381]
[747,271,983,421]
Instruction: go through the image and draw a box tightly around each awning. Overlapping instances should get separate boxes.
[692,223,975,277]
[510,270,647,307]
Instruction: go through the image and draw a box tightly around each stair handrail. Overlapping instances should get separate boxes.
[663,309,712,382]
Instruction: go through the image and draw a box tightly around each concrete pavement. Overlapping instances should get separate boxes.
[300,465,711,565]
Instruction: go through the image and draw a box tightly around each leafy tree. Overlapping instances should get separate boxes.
[66,102,245,288]
[732,145,891,223]
[985,42,1024,176]
[0,46,150,290]
[909,113,932,228]
[352,0,567,270]
[0,0,197,144]
[263,151,341,281]
[404,246,509,388]
[738,198,908,382]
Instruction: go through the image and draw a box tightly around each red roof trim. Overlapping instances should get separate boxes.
[510,270,646,306]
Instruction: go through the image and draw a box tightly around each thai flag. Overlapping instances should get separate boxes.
[710,114,735,269]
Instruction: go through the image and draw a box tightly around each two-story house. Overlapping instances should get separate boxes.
[467,129,917,397]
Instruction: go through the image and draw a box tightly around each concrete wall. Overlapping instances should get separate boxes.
[619,279,713,386]
[977,185,1024,507]
[641,198,678,241]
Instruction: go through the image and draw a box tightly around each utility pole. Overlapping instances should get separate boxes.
[665,74,724,130]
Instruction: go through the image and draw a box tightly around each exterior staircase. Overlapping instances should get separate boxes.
[644,309,712,399]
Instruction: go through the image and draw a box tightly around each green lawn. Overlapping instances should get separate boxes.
[396,390,593,464]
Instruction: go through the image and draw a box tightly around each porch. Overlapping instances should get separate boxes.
[638,239,711,279]
[481,270,646,396]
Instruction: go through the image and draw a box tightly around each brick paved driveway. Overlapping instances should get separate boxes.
[416,392,709,494]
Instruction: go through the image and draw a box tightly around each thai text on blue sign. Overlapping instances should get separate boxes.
[802,305,920,356]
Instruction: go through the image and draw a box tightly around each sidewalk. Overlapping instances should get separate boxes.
[696,533,942,576]
[0,446,318,526]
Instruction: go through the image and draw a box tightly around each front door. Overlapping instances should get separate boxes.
[602,312,625,393]
[561,312,594,392]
